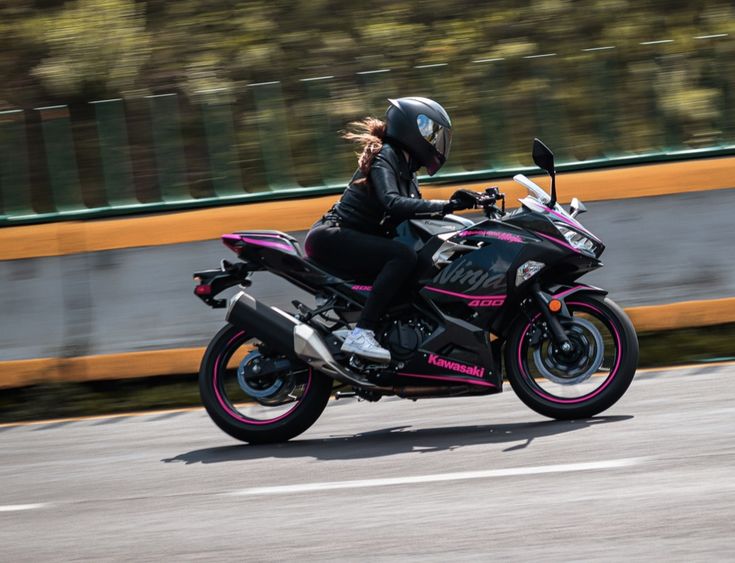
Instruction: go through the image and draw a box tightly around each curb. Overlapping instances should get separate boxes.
[2,360,733,429]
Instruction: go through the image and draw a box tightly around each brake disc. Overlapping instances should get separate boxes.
[532,317,604,385]
[237,351,294,404]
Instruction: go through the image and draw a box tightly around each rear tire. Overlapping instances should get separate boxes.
[199,324,333,444]
[505,294,638,419]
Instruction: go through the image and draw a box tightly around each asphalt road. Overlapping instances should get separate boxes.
[1,365,734,561]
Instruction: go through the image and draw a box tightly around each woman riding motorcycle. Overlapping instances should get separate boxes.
[305,97,476,362]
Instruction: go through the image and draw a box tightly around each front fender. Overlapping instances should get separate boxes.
[547,283,608,301]
[494,283,608,339]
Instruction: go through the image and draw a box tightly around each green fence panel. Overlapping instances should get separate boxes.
[36,105,84,212]
[90,98,136,206]
[147,93,190,202]
[723,74,735,146]
[357,68,395,117]
[584,55,619,158]
[0,109,32,218]
[477,59,517,169]
[200,92,243,197]
[251,81,294,190]
[659,55,685,152]
[528,57,573,163]
[713,46,735,146]
[302,77,342,185]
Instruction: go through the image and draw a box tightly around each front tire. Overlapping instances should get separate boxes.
[505,293,638,419]
[199,324,333,444]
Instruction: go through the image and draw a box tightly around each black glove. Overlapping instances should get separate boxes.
[443,189,478,214]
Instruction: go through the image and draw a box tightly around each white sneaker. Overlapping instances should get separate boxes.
[341,328,391,363]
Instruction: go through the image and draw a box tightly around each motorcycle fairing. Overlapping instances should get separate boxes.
[393,309,502,391]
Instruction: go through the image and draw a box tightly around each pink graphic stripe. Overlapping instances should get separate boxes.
[546,208,598,240]
[212,331,311,425]
[398,372,496,387]
[235,233,292,239]
[523,199,598,240]
[222,234,296,253]
[424,286,505,300]
[536,232,579,253]
[517,302,621,404]
[553,285,586,300]
[240,237,295,253]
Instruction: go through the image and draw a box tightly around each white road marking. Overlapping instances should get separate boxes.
[582,46,616,52]
[0,503,47,512]
[640,39,674,45]
[524,53,557,59]
[230,458,642,496]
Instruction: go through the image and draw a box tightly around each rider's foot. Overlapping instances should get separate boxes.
[341,328,391,363]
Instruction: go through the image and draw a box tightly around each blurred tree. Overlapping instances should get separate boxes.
[0,0,734,208]
[27,0,151,99]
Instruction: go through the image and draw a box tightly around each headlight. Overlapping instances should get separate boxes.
[556,224,597,254]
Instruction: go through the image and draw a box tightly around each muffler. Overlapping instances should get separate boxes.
[226,292,375,388]
[226,292,299,359]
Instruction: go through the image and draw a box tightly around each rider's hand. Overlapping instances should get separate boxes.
[443,189,478,214]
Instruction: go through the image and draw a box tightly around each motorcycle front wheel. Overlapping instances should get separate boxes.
[199,324,333,444]
[505,293,638,420]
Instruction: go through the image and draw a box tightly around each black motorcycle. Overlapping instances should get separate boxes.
[193,139,638,444]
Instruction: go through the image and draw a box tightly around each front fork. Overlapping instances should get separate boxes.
[529,283,573,353]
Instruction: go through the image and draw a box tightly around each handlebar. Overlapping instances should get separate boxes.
[473,186,506,218]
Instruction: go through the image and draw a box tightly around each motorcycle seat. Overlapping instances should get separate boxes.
[230,229,373,286]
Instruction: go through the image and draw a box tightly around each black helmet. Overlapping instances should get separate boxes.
[385,97,452,176]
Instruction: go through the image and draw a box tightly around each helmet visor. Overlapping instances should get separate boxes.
[417,113,452,174]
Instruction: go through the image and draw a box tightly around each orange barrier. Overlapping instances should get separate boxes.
[2,296,734,389]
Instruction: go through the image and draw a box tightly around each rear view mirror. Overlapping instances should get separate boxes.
[532,138,555,174]
[532,138,557,207]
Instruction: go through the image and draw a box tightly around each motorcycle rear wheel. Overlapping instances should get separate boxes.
[505,293,638,420]
[199,324,333,444]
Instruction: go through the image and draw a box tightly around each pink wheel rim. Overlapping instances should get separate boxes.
[211,331,312,425]
[516,301,622,404]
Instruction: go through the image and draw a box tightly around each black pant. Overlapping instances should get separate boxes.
[305,223,418,330]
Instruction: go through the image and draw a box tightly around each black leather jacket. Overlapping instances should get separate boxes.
[331,143,447,235]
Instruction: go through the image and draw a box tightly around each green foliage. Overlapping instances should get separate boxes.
[0,0,734,207]
[25,0,151,98]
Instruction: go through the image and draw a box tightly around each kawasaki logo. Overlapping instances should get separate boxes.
[427,354,485,377]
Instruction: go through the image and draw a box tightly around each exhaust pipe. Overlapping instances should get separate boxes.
[226,292,298,358]
[226,292,375,388]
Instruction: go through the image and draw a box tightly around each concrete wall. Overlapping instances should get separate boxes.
[2,188,735,362]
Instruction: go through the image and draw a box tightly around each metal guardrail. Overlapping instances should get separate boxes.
[1,41,734,226]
